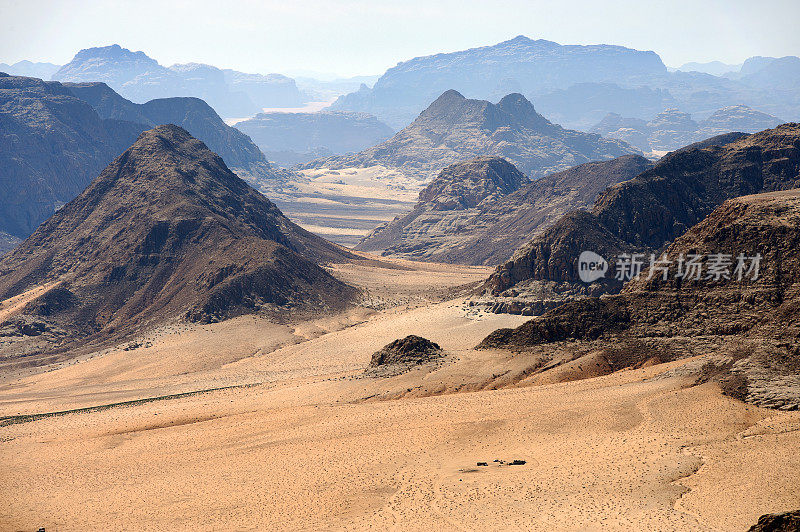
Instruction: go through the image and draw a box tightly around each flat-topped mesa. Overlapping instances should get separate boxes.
[0,125,357,349]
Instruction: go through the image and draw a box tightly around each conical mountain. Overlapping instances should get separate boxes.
[303,90,638,180]
[0,125,357,347]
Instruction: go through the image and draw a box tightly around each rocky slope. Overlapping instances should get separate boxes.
[235,111,394,166]
[65,81,288,185]
[0,74,146,239]
[592,105,784,153]
[357,155,651,265]
[479,189,800,410]
[52,45,306,117]
[486,124,800,297]
[306,90,638,182]
[0,125,358,354]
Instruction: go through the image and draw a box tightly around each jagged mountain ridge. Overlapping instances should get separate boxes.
[306,90,638,181]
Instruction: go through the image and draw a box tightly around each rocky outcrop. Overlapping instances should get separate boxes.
[0,125,358,353]
[487,124,800,295]
[235,111,394,166]
[307,91,638,182]
[747,510,800,532]
[358,155,651,266]
[368,335,444,373]
[479,190,800,410]
[592,105,784,153]
[0,74,146,239]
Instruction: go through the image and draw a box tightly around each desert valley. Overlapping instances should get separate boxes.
[1,3,800,530]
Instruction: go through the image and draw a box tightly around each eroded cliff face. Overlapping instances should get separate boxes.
[479,190,800,410]
[487,124,800,295]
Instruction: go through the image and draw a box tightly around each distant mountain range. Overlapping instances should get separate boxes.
[357,155,651,265]
[329,36,800,130]
[0,60,61,79]
[330,35,666,128]
[304,90,639,181]
[0,125,357,352]
[591,105,784,153]
[51,44,307,117]
[0,74,287,240]
[235,111,394,166]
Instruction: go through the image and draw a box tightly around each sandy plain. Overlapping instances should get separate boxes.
[0,255,798,531]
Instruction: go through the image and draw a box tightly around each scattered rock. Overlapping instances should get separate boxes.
[747,510,800,532]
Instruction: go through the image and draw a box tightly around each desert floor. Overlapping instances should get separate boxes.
[1,255,798,531]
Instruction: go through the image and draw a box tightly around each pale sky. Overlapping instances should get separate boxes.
[1,0,798,77]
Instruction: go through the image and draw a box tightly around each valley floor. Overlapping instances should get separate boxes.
[0,256,798,531]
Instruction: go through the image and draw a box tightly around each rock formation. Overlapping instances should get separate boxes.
[479,190,800,410]
[306,90,638,182]
[487,124,800,295]
[357,154,651,265]
[0,74,146,239]
[0,126,358,354]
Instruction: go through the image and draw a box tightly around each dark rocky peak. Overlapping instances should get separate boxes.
[0,125,355,343]
[418,157,530,210]
[497,93,555,132]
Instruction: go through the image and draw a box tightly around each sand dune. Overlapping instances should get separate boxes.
[0,257,798,531]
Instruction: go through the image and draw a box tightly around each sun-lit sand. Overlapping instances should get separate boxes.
[1,256,798,531]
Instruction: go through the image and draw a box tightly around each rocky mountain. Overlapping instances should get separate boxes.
[64,81,287,185]
[52,45,306,117]
[306,90,638,182]
[479,189,800,410]
[0,60,61,79]
[235,110,394,166]
[486,124,800,298]
[330,37,800,130]
[0,74,146,239]
[0,125,358,352]
[357,154,651,265]
[329,35,667,128]
[592,105,784,153]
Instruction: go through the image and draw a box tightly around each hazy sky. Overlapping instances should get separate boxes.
[1,0,798,77]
